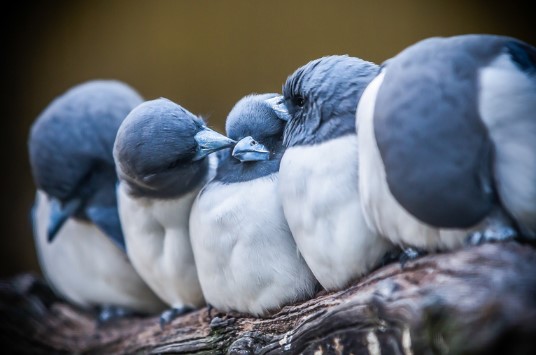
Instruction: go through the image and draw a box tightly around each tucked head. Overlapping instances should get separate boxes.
[28,80,142,247]
[370,35,535,230]
[271,55,379,147]
[114,98,235,198]
[29,80,142,201]
[226,93,286,162]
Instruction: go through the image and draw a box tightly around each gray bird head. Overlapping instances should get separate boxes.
[28,80,142,249]
[227,93,286,162]
[210,93,287,185]
[271,55,379,147]
[114,98,235,199]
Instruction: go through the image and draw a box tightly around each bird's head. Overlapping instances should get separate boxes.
[28,80,141,247]
[270,55,379,147]
[226,93,286,162]
[114,98,235,198]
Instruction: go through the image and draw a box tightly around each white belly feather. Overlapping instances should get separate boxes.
[279,135,393,290]
[479,53,536,236]
[118,183,205,309]
[189,175,317,316]
[33,190,165,313]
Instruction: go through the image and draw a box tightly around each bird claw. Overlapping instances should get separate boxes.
[378,247,405,267]
[207,303,215,319]
[466,226,518,246]
[399,247,427,268]
[97,305,133,325]
[159,306,194,329]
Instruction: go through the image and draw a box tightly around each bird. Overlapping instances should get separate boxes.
[189,93,318,316]
[113,97,236,326]
[357,34,536,253]
[269,55,395,291]
[28,80,166,322]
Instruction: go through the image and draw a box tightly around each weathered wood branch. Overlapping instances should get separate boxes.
[1,242,536,354]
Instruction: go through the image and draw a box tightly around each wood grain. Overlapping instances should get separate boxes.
[1,242,536,354]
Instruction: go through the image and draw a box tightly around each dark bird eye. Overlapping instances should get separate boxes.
[167,157,184,170]
[167,160,179,170]
[294,96,305,107]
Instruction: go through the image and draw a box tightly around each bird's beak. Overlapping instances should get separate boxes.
[46,183,126,252]
[232,136,270,162]
[265,95,291,121]
[193,127,236,161]
[47,197,82,242]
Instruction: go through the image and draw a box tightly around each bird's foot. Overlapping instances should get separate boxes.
[399,247,428,268]
[97,305,134,325]
[207,303,215,319]
[466,225,518,246]
[159,305,194,329]
[378,247,405,267]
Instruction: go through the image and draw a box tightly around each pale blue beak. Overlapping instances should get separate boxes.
[193,127,236,161]
[265,95,291,121]
[232,136,270,162]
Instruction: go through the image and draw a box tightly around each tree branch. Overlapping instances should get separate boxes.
[1,242,536,354]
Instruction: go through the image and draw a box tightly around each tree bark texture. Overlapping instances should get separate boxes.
[1,241,536,354]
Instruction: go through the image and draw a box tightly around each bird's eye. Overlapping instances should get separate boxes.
[294,96,305,108]
[250,140,257,146]
[167,160,179,170]
[167,157,184,170]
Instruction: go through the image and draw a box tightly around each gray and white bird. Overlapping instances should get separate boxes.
[358,34,536,252]
[29,80,166,320]
[270,56,395,291]
[114,97,236,325]
[189,94,318,316]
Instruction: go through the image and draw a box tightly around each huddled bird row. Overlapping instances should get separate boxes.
[28,34,536,326]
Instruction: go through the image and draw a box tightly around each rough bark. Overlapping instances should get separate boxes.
[1,241,536,354]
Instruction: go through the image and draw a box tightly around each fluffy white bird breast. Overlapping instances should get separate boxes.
[117,182,205,309]
[189,173,317,316]
[478,53,536,236]
[278,135,393,291]
[33,190,165,313]
[357,71,480,251]
[117,154,219,309]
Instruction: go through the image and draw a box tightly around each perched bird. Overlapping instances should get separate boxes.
[357,34,536,252]
[114,98,236,325]
[270,56,395,291]
[189,94,318,316]
[29,80,165,321]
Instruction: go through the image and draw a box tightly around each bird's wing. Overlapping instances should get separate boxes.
[373,38,499,228]
[85,206,127,253]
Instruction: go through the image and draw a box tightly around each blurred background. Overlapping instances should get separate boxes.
[2,0,534,277]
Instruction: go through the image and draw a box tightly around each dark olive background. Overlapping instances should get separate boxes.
[2,1,534,277]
